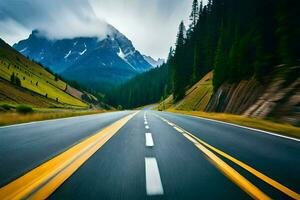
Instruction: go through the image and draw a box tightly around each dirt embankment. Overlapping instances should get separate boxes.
[206,66,300,125]
[206,77,264,114]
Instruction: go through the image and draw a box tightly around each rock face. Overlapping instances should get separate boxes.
[206,77,264,115]
[243,74,300,124]
[13,25,153,90]
[206,66,300,125]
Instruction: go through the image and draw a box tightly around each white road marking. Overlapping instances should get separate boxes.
[145,133,154,147]
[145,157,164,196]
[145,125,150,129]
[144,121,148,125]
[173,113,300,142]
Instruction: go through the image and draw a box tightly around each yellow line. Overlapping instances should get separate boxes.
[158,115,300,200]
[0,112,138,200]
[191,134,300,200]
[194,142,270,200]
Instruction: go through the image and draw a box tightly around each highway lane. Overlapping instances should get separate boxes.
[0,110,299,199]
[0,111,133,187]
[51,111,250,199]
[155,111,300,199]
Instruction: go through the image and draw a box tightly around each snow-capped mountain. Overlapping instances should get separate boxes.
[143,55,164,67]
[13,25,153,90]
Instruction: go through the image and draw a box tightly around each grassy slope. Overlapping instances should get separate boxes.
[158,72,213,111]
[0,78,60,108]
[157,71,300,138]
[0,39,87,108]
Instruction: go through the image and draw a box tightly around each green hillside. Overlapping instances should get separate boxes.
[0,39,87,108]
[158,72,213,111]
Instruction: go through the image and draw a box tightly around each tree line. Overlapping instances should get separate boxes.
[107,63,172,108]
[107,0,300,108]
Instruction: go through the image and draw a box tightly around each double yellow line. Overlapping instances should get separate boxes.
[0,112,138,200]
[158,115,300,200]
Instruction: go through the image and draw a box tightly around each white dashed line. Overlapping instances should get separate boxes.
[145,125,150,129]
[145,133,154,147]
[144,121,148,125]
[145,157,164,196]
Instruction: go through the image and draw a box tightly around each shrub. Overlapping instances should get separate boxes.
[1,104,12,110]
[15,76,21,87]
[16,105,33,114]
[10,73,21,87]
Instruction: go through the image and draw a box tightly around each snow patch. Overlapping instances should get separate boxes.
[117,47,126,59]
[117,47,136,70]
[79,49,87,55]
[79,43,87,55]
[64,50,71,59]
[20,47,27,53]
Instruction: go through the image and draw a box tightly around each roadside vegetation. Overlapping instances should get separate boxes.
[0,106,108,126]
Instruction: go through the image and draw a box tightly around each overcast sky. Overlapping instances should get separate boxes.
[0,0,207,59]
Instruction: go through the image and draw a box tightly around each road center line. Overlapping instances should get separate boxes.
[145,133,154,147]
[145,125,150,129]
[145,157,164,196]
[156,115,300,200]
[193,142,270,200]
[174,126,184,133]
[183,133,198,144]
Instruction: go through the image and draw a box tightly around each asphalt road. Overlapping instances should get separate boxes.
[0,111,132,186]
[0,110,299,199]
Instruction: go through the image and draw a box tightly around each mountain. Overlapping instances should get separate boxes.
[13,24,153,91]
[0,38,89,108]
[143,55,164,67]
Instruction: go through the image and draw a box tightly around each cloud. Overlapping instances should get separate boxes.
[0,0,207,59]
[89,0,197,59]
[0,18,30,45]
[0,0,110,41]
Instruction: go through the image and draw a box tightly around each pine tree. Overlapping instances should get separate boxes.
[188,0,199,34]
[173,21,186,101]
[199,0,203,15]
[213,28,227,89]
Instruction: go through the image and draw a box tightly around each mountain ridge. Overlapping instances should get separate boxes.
[13,24,153,91]
[142,55,164,67]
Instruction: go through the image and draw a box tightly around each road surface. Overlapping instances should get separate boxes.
[0,110,299,199]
